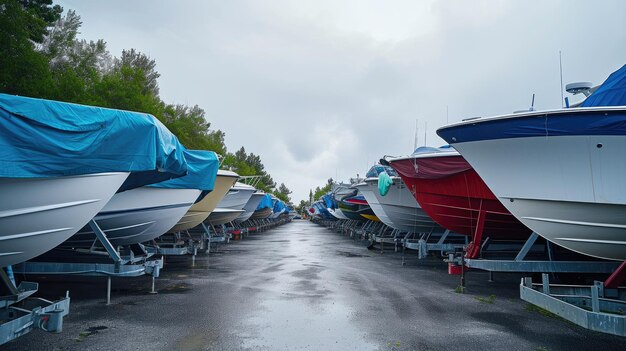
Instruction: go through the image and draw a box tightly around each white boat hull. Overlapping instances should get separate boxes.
[218,183,256,210]
[0,172,129,267]
[328,208,349,220]
[206,208,246,226]
[360,178,440,233]
[454,135,626,260]
[65,187,200,247]
[354,183,394,226]
[235,192,265,223]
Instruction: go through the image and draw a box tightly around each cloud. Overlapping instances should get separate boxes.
[59,0,626,201]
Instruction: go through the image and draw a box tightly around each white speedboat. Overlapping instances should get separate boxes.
[235,191,266,223]
[357,176,441,233]
[0,94,187,266]
[328,207,349,220]
[204,182,255,226]
[437,65,626,260]
[217,182,256,210]
[206,208,246,226]
[168,169,239,233]
[65,187,201,247]
[0,173,128,267]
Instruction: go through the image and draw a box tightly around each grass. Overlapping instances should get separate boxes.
[454,285,464,294]
[474,294,496,304]
[74,332,90,342]
[525,303,560,318]
[536,347,549,351]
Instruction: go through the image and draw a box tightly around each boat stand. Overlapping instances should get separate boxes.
[520,273,626,337]
[371,225,401,253]
[14,219,163,304]
[0,267,70,346]
[458,232,621,274]
[401,230,468,265]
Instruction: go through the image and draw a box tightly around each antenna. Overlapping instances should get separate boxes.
[559,50,564,108]
[413,119,418,150]
[530,93,535,111]
[424,121,427,146]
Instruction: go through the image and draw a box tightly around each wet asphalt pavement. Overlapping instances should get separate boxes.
[4,220,626,351]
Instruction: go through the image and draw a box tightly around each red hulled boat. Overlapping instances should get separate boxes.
[388,146,531,258]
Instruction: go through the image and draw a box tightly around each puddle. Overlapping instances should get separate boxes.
[158,283,192,294]
[335,250,367,258]
[242,298,376,350]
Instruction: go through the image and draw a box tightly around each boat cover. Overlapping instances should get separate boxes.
[150,149,219,191]
[392,146,470,180]
[582,64,626,107]
[273,200,286,213]
[365,164,397,178]
[0,94,187,190]
[323,194,337,209]
[256,194,273,210]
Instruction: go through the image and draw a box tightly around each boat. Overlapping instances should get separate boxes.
[249,194,274,220]
[322,194,349,220]
[388,146,531,257]
[64,149,219,247]
[205,182,256,226]
[205,208,246,226]
[169,169,239,232]
[355,165,441,233]
[338,191,376,221]
[437,65,626,260]
[66,187,202,247]
[0,94,187,267]
[269,197,287,219]
[234,191,266,223]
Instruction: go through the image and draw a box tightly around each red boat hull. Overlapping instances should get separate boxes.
[390,156,530,243]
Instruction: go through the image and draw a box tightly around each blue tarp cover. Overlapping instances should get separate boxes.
[366,164,397,178]
[323,194,336,209]
[256,194,273,210]
[582,64,626,107]
[150,149,219,191]
[0,94,187,190]
[273,200,286,213]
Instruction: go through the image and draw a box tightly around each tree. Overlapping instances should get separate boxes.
[0,0,61,96]
[273,183,292,203]
[295,199,308,214]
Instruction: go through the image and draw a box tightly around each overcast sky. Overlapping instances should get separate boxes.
[57,0,626,202]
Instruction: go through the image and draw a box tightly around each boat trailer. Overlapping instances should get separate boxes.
[13,220,163,305]
[0,267,70,346]
[520,273,626,337]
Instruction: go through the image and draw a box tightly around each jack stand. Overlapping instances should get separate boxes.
[149,276,157,294]
[106,276,112,305]
[488,271,494,283]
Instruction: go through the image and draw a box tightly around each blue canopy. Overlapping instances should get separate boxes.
[582,64,626,107]
[256,194,273,210]
[150,149,219,191]
[0,94,187,191]
[273,200,286,213]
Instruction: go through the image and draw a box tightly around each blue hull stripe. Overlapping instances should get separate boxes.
[437,109,626,144]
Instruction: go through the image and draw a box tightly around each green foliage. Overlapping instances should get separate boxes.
[475,294,496,304]
[0,0,56,96]
[222,147,276,192]
[0,1,292,194]
[295,199,308,213]
[272,183,292,203]
[312,178,333,201]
